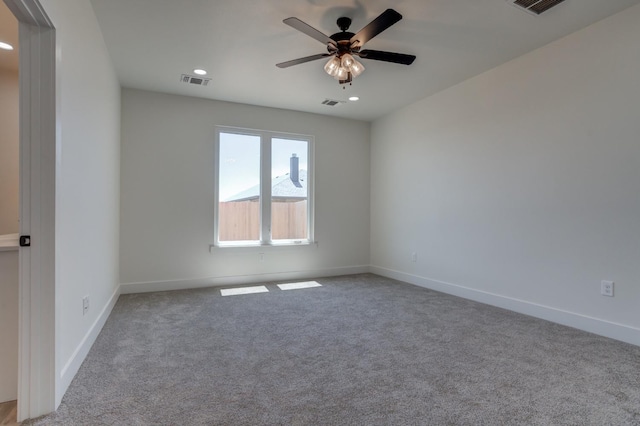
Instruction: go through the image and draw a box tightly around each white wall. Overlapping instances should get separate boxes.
[120,89,370,291]
[0,248,18,403]
[0,68,19,234]
[40,0,121,405]
[0,74,20,402]
[0,73,19,401]
[371,4,640,345]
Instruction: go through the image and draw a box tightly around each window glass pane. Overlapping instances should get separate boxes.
[218,132,260,242]
[271,138,308,240]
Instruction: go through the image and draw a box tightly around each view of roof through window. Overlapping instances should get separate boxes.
[219,134,308,201]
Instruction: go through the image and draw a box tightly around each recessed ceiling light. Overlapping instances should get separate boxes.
[0,41,14,51]
[348,96,359,102]
[193,69,207,75]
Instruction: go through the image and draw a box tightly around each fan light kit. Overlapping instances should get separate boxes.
[324,53,364,83]
[277,9,416,87]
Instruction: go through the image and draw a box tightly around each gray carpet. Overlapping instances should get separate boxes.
[27,274,640,425]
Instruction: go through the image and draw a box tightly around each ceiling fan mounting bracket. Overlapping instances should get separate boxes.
[336,17,352,32]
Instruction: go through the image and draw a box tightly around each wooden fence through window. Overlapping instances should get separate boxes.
[218,200,307,241]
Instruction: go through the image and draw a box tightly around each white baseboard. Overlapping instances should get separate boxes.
[120,265,371,294]
[56,285,121,407]
[370,265,640,347]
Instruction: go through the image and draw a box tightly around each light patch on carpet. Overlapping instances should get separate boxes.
[220,286,269,296]
[277,281,322,291]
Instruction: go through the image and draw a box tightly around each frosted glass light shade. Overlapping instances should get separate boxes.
[341,53,355,69]
[350,59,365,77]
[334,66,349,80]
[324,56,341,77]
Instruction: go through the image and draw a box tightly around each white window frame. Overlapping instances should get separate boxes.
[213,126,315,248]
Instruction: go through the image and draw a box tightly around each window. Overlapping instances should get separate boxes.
[214,126,314,246]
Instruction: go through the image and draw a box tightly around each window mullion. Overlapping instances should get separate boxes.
[213,130,221,244]
[260,135,272,244]
[306,138,315,243]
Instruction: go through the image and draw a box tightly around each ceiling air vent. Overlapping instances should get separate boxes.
[180,74,211,86]
[508,0,567,15]
[321,99,344,106]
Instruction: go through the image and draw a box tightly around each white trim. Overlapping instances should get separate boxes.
[120,265,370,294]
[210,241,318,252]
[260,131,272,243]
[370,265,640,347]
[306,139,315,243]
[56,286,120,406]
[4,0,57,421]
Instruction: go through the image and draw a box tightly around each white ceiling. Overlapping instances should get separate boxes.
[31,0,640,121]
[0,0,19,73]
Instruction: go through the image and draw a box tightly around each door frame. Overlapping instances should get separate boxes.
[3,0,56,421]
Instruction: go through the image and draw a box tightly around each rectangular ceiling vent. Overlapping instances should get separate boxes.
[321,99,344,106]
[180,74,211,86]
[507,0,567,15]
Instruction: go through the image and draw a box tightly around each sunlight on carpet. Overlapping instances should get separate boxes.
[220,285,269,296]
[277,281,322,291]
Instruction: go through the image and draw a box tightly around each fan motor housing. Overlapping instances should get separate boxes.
[330,31,355,42]
[329,35,356,52]
[327,17,359,54]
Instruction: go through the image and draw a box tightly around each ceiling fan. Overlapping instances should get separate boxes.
[276,9,416,87]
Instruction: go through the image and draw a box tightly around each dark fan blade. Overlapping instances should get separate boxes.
[358,49,416,65]
[350,9,402,48]
[276,53,332,68]
[283,17,336,47]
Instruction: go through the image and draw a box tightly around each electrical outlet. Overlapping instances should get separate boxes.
[83,296,90,315]
[259,253,264,262]
[411,252,417,263]
[601,281,614,297]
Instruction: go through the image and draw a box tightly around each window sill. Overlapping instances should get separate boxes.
[209,241,318,253]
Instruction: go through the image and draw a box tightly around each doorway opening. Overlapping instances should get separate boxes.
[0,0,20,421]
[3,0,57,421]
